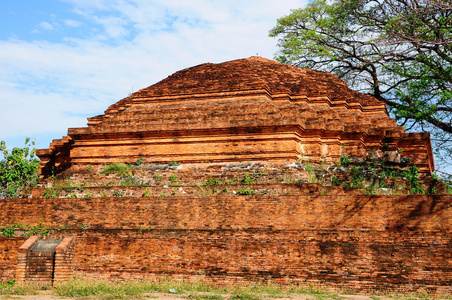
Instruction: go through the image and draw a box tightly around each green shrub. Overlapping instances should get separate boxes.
[403,165,424,194]
[0,138,40,198]
[349,167,363,188]
[340,155,351,167]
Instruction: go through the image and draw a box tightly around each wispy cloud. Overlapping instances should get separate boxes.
[38,21,54,31]
[63,19,83,27]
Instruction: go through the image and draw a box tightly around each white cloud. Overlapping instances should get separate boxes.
[92,16,130,39]
[63,19,83,27]
[0,0,307,149]
[38,21,54,31]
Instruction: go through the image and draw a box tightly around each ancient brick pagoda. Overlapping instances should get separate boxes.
[2,57,450,293]
[37,56,433,176]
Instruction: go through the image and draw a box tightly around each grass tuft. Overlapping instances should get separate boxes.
[102,163,131,176]
[0,277,446,300]
[0,281,41,296]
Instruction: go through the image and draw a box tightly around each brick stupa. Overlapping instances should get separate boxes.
[3,57,451,292]
[37,57,434,176]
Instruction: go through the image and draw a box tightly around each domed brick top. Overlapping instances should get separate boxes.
[37,57,434,176]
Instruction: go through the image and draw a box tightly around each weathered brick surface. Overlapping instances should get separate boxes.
[26,252,55,283]
[36,57,434,176]
[0,195,450,231]
[0,238,27,281]
[54,236,76,284]
[15,236,39,282]
[68,229,451,292]
[0,195,451,291]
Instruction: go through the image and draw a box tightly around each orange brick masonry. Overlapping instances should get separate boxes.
[1,195,451,293]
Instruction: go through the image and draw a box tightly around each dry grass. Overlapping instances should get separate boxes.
[1,278,451,300]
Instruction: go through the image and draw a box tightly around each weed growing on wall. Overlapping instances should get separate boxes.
[340,155,351,167]
[349,167,363,188]
[102,163,131,176]
[119,174,144,186]
[0,223,16,237]
[204,177,220,186]
[331,176,341,186]
[143,188,151,197]
[241,174,254,185]
[303,162,314,173]
[301,162,318,183]
[113,190,124,197]
[0,222,53,237]
[132,157,143,166]
[236,188,256,195]
[403,165,425,194]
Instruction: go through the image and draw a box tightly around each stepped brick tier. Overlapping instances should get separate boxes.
[36,56,434,177]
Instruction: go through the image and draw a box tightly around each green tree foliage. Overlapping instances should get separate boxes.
[270,0,452,174]
[0,138,40,198]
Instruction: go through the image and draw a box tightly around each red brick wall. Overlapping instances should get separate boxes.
[0,195,450,292]
[0,195,450,231]
[54,236,76,284]
[69,229,451,292]
[0,238,27,281]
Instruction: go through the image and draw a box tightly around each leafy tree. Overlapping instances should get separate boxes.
[270,0,452,175]
[0,138,40,198]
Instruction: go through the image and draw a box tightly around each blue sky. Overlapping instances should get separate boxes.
[0,0,307,151]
